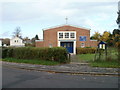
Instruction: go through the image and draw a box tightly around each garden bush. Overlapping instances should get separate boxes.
[2,47,69,63]
[2,47,9,58]
[76,47,96,54]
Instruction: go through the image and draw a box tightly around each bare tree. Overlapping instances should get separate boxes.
[13,27,22,38]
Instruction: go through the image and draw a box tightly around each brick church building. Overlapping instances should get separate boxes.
[36,24,98,54]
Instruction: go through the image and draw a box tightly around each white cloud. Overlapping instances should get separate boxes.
[0,0,118,38]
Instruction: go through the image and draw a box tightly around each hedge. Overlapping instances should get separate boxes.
[2,47,69,63]
[76,47,96,54]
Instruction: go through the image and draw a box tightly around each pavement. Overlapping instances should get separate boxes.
[2,61,119,76]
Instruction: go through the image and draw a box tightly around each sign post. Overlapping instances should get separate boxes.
[94,41,107,61]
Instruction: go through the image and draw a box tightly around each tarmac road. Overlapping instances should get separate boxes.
[2,66,119,88]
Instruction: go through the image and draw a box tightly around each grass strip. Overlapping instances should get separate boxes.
[90,61,120,68]
[77,53,120,68]
[2,58,60,65]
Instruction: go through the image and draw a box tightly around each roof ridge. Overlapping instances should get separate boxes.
[43,24,90,31]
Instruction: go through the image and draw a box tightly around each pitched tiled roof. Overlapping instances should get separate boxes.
[43,24,90,31]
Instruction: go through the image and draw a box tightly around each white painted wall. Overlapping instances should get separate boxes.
[0,40,2,46]
[10,37,25,47]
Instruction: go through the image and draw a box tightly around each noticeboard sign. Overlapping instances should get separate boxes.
[79,36,86,41]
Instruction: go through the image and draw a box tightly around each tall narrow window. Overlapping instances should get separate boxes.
[70,33,75,38]
[65,33,69,38]
[59,33,63,38]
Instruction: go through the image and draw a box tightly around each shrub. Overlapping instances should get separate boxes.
[7,47,14,58]
[2,47,14,58]
[2,47,69,63]
[2,47,8,58]
[76,47,96,54]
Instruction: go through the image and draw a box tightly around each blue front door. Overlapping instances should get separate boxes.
[61,42,73,53]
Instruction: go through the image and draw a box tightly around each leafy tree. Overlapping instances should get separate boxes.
[100,31,111,42]
[117,10,120,28]
[31,37,36,43]
[111,29,120,47]
[90,32,101,41]
[35,35,39,40]
[31,38,36,47]
[30,35,40,47]
[113,29,120,36]
[2,38,10,46]
[23,37,30,41]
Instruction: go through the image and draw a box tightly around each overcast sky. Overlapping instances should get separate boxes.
[0,0,119,39]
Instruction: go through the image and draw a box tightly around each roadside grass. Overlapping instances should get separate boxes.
[2,58,60,65]
[77,47,119,68]
[90,60,120,68]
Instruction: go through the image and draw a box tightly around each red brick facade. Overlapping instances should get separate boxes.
[36,25,98,54]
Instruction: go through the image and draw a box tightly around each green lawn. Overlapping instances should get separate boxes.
[2,58,60,65]
[77,54,95,62]
[77,48,120,68]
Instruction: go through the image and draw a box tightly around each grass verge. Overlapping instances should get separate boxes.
[2,58,60,65]
[77,54,120,68]
[90,60,120,68]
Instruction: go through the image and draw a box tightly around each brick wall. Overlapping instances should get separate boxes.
[35,25,98,48]
[43,25,90,47]
[35,41,44,47]
[89,40,99,47]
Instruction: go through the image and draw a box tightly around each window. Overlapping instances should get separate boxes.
[58,32,76,39]
[59,33,63,38]
[65,33,69,38]
[81,43,85,48]
[70,33,75,38]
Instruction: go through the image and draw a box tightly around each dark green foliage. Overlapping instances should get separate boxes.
[2,47,8,58]
[113,29,120,36]
[2,47,69,63]
[2,47,14,58]
[35,35,39,40]
[6,47,14,57]
[76,47,96,54]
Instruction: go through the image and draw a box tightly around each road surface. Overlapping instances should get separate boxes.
[2,66,119,88]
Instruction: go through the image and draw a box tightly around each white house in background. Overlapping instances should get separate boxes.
[0,39,2,46]
[10,36,25,47]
